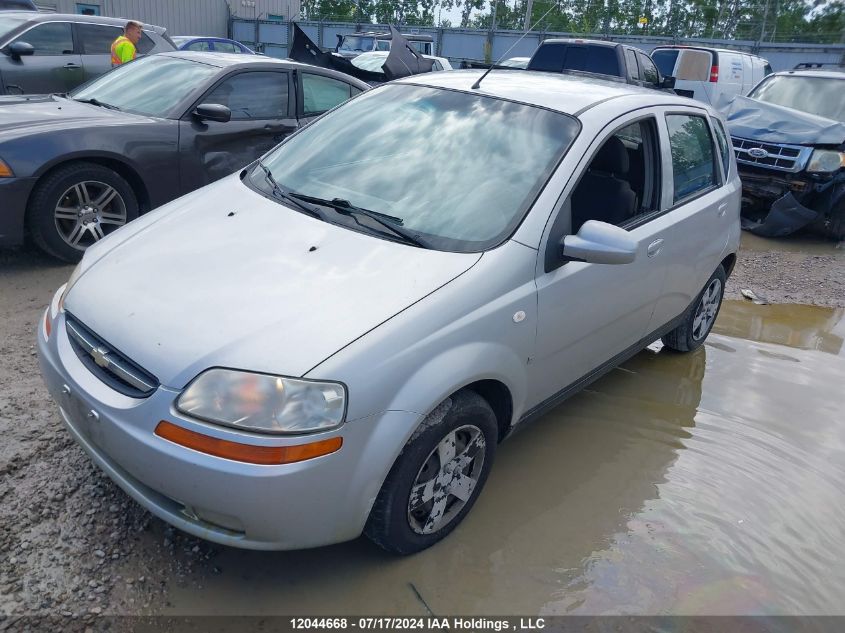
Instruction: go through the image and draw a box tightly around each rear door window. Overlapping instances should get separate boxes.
[666,114,717,202]
[14,22,74,55]
[565,45,620,76]
[529,42,566,72]
[215,41,239,54]
[77,23,122,54]
[675,49,712,81]
[136,32,156,55]
[302,73,354,116]
[652,49,679,77]
[186,40,211,52]
[625,48,639,80]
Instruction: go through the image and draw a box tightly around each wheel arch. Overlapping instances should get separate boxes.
[30,154,151,215]
[720,253,737,278]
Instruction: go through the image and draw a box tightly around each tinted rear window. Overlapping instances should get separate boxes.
[529,43,620,76]
[652,49,679,77]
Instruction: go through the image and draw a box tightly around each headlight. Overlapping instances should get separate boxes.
[807,150,845,173]
[176,369,346,435]
[0,158,14,178]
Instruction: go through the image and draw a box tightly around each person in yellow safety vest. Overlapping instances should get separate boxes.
[110,20,143,66]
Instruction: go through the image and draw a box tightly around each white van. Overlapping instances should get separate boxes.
[651,46,772,104]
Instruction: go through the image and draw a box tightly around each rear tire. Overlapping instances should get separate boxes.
[28,162,138,263]
[364,390,497,555]
[662,265,726,353]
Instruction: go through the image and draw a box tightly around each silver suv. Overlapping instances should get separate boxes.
[0,12,174,95]
[38,71,740,554]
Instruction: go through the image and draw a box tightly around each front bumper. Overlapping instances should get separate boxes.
[737,166,845,237]
[37,303,421,550]
[0,176,36,248]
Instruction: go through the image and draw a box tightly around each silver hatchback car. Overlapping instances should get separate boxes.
[38,71,740,554]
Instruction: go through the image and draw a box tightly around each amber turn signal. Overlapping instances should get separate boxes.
[44,310,52,339]
[0,159,14,178]
[154,420,342,465]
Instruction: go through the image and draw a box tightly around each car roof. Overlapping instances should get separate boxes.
[3,11,167,34]
[773,68,845,80]
[158,51,371,86]
[652,45,766,58]
[540,38,618,47]
[395,69,697,116]
[354,51,446,62]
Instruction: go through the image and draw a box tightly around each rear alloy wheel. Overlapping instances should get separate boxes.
[662,265,726,352]
[365,390,497,554]
[28,162,139,262]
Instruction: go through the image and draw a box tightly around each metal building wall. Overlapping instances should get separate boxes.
[37,0,300,38]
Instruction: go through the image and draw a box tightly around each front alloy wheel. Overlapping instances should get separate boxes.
[54,180,128,250]
[28,162,139,262]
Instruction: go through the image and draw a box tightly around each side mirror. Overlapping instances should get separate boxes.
[9,41,34,60]
[561,220,637,265]
[660,75,676,89]
[193,103,231,123]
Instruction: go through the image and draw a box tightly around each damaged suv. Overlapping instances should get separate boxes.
[723,67,845,239]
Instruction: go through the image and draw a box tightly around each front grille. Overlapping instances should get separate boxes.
[65,314,159,398]
[731,137,812,173]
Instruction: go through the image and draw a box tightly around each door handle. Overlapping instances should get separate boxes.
[717,202,729,217]
[63,63,81,69]
[647,239,664,258]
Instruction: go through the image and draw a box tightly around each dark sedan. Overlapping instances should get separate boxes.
[0,51,369,261]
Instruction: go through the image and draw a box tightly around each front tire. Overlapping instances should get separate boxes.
[365,390,497,555]
[662,265,726,353]
[27,162,138,262]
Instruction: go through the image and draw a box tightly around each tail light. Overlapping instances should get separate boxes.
[709,64,719,82]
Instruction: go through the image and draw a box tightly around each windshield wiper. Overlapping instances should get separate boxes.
[288,193,428,248]
[256,161,326,220]
[74,97,121,111]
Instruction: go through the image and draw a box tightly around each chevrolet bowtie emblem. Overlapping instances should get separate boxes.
[91,346,110,369]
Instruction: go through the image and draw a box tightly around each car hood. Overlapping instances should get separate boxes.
[718,94,845,146]
[0,95,130,140]
[64,175,481,389]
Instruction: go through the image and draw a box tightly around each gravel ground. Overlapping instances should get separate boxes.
[0,233,843,626]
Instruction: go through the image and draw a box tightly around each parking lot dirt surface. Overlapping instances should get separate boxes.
[1,234,844,627]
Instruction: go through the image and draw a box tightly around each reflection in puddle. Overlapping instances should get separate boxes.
[161,303,845,616]
[714,300,845,356]
[739,232,845,257]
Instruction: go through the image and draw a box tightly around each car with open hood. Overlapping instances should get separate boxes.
[720,67,845,239]
[0,51,368,261]
[38,70,740,554]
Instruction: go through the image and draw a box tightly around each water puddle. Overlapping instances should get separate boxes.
[161,302,845,615]
[739,232,845,258]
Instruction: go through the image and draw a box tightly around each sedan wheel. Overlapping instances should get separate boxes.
[691,278,722,341]
[28,162,139,262]
[54,181,128,250]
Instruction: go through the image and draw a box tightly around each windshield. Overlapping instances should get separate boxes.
[749,75,845,122]
[339,36,374,52]
[254,84,579,252]
[0,15,28,38]
[70,55,218,117]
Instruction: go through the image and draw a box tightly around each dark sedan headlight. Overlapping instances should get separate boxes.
[176,369,346,435]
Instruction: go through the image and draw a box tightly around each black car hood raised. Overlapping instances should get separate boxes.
[718,94,845,146]
[288,23,434,83]
[0,95,131,140]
